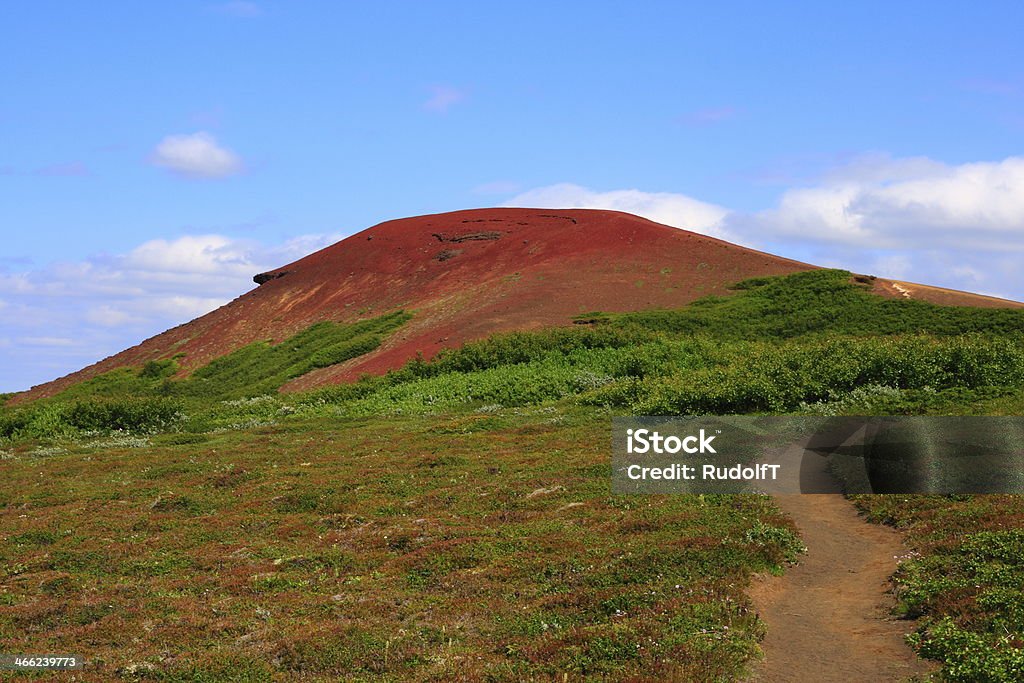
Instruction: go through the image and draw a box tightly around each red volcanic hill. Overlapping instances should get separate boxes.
[19,208,1024,400]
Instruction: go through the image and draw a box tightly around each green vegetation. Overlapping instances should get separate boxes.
[182,311,410,400]
[618,269,1024,339]
[0,311,410,442]
[6,271,1023,445]
[2,269,1024,679]
[301,269,1024,419]
[853,495,1024,682]
[0,409,795,680]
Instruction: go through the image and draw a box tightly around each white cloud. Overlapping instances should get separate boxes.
[127,234,258,276]
[0,231,341,392]
[20,337,76,347]
[150,132,242,178]
[0,274,33,294]
[3,234,341,304]
[732,155,1024,250]
[716,154,1024,300]
[870,254,913,280]
[85,305,135,328]
[504,158,1024,301]
[423,85,466,113]
[504,183,732,239]
[148,295,239,319]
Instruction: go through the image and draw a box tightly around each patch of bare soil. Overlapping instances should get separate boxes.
[748,494,934,682]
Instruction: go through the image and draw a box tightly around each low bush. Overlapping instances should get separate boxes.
[62,397,183,434]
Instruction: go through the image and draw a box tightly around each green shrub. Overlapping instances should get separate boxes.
[9,271,1024,442]
[0,409,30,440]
[744,521,806,565]
[63,397,183,434]
[303,334,381,372]
[139,359,177,380]
[910,617,1024,682]
[618,269,1024,340]
[622,335,1024,415]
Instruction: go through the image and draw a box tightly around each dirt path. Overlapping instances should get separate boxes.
[890,282,913,299]
[747,493,932,681]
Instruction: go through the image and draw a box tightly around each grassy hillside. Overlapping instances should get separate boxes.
[2,269,1024,680]
[0,311,410,444]
[618,269,1024,338]
[8,269,1022,443]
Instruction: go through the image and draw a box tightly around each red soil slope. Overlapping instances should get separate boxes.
[17,208,1023,401]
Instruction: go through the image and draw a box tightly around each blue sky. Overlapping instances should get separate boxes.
[2,1,1023,392]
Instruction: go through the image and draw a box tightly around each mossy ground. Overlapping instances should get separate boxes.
[3,270,1024,680]
[0,408,796,681]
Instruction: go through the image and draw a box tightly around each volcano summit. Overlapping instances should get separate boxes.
[19,208,1021,401]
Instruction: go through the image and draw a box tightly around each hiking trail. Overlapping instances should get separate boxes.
[748,492,933,681]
